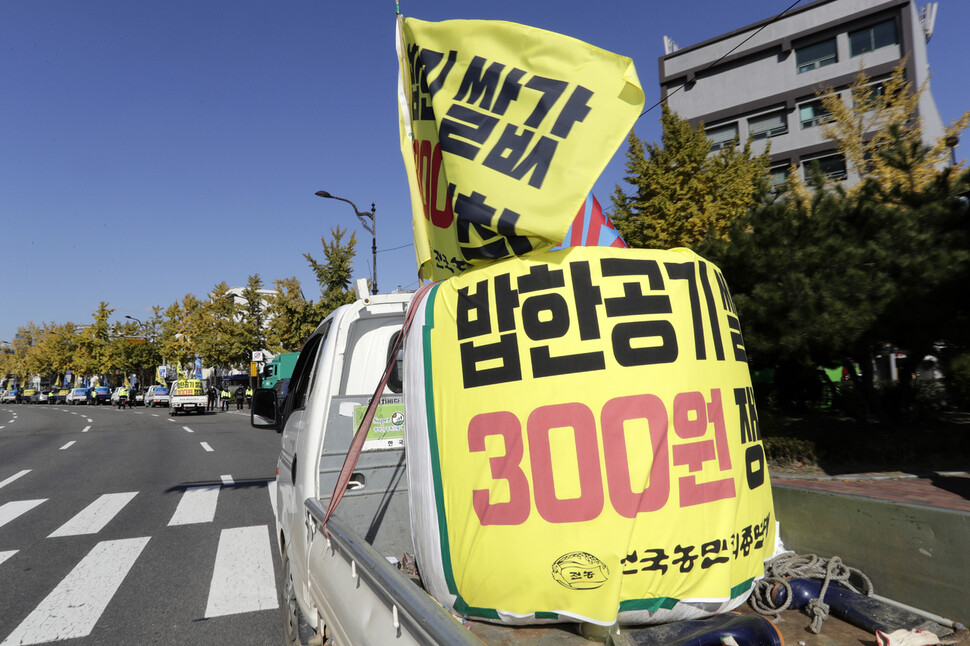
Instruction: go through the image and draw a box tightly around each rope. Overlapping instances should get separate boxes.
[748,551,873,634]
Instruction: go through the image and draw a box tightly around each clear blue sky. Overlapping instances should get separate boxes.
[2,0,968,345]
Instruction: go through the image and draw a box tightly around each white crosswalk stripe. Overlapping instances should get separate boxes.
[204,525,278,617]
[1,479,281,643]
[0,470,31,490]
[48,492,139,538]
[167,485,220,525]
[0,537,151,646]
[0,499,47,530]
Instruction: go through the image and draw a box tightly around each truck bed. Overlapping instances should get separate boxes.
[305,497,968,646]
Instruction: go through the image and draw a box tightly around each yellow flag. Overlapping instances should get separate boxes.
[397,16,643,281]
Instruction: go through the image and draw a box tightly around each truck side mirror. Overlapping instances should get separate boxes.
[251,388,278,429]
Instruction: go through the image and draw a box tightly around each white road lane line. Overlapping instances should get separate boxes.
[86,418,92,422]
[0,500,47,530]
[220,475,234,485]
[200,442,213,452]
[0,470,30,490]
[48,492,139,538]
[0,537,151,646]
[183,426,194,433]
[82,425,91,433]
[167,485,220,525]
[204,525,278,617]
[59,441,76,450]
[0,550,16,567]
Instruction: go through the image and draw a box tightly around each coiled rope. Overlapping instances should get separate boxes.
[748,551,873,634]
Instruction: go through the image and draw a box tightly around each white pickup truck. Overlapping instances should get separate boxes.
[169,378,208,415]
[253,286,440,645]
[253,270,965,646]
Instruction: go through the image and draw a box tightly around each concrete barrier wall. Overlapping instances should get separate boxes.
[772,484,970,623]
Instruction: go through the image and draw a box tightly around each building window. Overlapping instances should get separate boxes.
[768,165,789,190]
[799,100,833,129]
[795,38,837,73]
[803,154,847,181]
[706,123,738,151]
[849,19,898,57]
[748,111,788,140]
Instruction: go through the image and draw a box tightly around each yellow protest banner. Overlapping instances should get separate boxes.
[408,247,774,625]
[397,16,643,281]
[174,379,203,396]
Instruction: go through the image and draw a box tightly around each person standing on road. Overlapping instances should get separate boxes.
[221,387,231,411]
[234,386,244,411]
[207,385,216,411]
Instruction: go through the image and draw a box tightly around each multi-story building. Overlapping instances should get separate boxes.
[659,0,946,186]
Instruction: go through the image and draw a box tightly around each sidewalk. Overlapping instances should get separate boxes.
[771,470,970,513]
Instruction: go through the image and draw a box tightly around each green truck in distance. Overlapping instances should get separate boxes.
[261,352,299,389]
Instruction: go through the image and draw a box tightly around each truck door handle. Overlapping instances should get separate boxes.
[305,510,316,538]
[347,473,365,491]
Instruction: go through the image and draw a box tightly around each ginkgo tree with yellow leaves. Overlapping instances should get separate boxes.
[799,60,970,195]
[610,105,772,250]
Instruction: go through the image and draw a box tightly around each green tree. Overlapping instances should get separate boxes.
[611,106,772,250]
[41,323,81,387]
[80,302,114,382]
[20,322,47,383]
[8,323,41,385]
[238,274,268,360]
[265,276,316,353]
[199,282,247,370]
[699,136,970,419]
[159,295,206,373]
[304,226,359,320]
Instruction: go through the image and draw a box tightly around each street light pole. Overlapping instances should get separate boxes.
[315,190,377,294]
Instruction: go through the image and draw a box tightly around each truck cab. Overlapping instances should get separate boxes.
[261,352,300,390]
[253,288,412,640]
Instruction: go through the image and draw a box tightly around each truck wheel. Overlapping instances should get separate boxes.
[281,550,305,646]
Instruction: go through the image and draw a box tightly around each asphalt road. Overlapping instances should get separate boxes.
[0,402,284,646]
